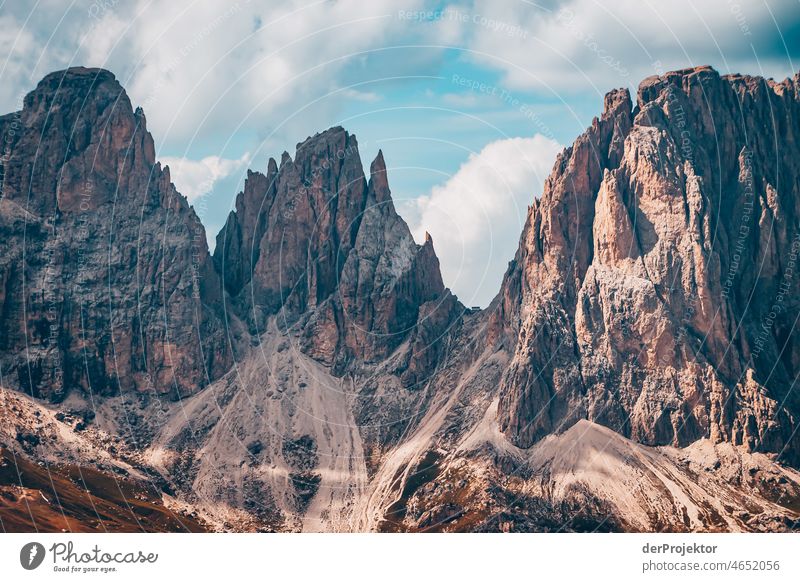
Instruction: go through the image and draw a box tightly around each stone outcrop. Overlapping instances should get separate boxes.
[213,163,276,297]
[0,67,230,400]
[3,65,800,533]
[215,127,461,375]
[496,66,800,465]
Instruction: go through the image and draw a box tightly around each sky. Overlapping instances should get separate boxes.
[1,0,799,307]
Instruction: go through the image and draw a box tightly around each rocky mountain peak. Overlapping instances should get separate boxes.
[368,149,391,203]
[496,65,800,466]
[216,125,367,320]
[216,126,461,373]
[6,68,154,215]
[603,86,632,117]
[3,65,800,533]
[0,67,230,401]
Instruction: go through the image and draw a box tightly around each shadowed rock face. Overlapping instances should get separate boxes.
[495,66,800,465]
[0,68,459,403]
[0,67,230,400]
[215,127,367,322]
[215,128,461,373]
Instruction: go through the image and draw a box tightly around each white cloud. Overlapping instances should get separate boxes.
[3,1,798,133]
[161,152,251,202]
[1,1,444,150]
[75,0,433,149]
[0,13,49,111]
[406,135,562,307]
[444,0,800,94]
[81,12,128,67]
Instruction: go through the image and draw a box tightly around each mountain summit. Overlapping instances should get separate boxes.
[1,66,800,532]
[495,66,800,466]
[0,67,230,401]
[214,125,460,373]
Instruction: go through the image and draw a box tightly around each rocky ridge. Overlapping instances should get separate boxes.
[214,126,462,379]
[0,68,231,402]
[495,66,800,467]
[1,65,800,532]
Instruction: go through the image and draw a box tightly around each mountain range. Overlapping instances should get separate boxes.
[1,65,799,532]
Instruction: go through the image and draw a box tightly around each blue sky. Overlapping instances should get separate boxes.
[2,0,799,306]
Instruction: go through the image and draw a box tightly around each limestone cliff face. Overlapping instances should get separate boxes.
[213,162,277,297]
[496,66,800,465]
[0,68,230,400]
[4,65,800,533]
[215,128,461,376]
[0,69,459,403]
[215,127,367,322]
[3,65,799,459]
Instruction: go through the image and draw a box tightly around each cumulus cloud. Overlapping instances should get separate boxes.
[0,13,51,111]
[0,0,440,150]
[405,135,562,307]
[78,0,434,148]
[442,0,800,94]
[162,152,251,202]
[3,1,798,134]
[340,88,382,103]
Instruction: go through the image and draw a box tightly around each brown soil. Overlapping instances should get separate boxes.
[0,446,205,532]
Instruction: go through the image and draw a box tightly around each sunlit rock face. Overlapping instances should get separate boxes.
[3,65,800,533]
[495,66,800,466]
